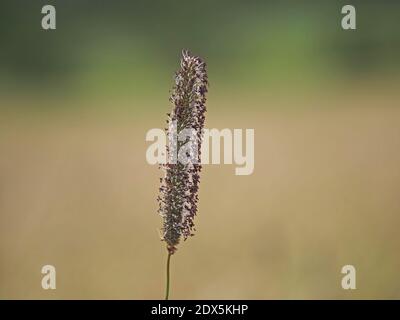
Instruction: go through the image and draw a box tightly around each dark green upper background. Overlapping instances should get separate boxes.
[1,0,399,100]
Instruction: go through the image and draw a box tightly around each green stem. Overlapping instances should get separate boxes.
[165,252,172,300]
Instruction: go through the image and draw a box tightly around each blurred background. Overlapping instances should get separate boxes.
[0,0,400,299]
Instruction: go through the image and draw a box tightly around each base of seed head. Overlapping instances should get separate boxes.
[167,245,177,255]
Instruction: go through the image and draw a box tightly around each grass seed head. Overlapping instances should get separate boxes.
[158,50,208,254]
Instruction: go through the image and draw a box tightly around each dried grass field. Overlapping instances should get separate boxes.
[1,88,400,299]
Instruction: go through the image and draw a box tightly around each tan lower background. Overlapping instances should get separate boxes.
[1,85,399,299]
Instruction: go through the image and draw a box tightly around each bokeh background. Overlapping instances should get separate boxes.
[1,0,400,299]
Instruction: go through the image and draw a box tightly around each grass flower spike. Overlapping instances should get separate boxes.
[157,50,208,299]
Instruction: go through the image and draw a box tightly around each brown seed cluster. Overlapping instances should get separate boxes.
[158,50,208,254]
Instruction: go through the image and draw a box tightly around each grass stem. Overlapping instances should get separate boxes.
[165,252,172,300]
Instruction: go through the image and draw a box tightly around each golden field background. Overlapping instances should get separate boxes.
[1,84,399,299]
